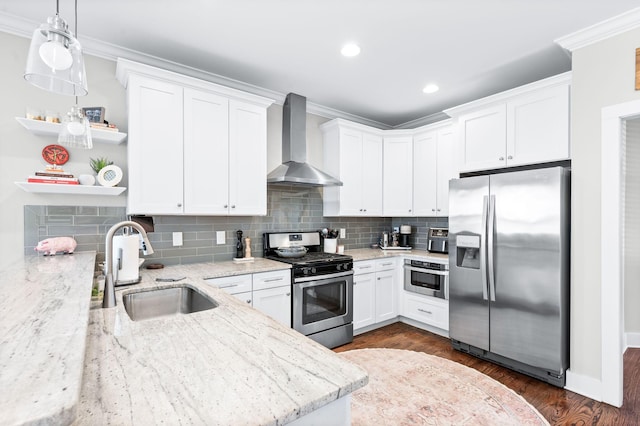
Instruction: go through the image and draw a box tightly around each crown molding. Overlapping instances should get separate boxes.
[555,7,640,52]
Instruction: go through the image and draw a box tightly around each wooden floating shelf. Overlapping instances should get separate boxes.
[15,182,127,195]
[15,117,127,145]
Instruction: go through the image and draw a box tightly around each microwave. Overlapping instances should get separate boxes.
[403,259,448,299]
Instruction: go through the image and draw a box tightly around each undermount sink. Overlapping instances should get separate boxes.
[123,285,218,321]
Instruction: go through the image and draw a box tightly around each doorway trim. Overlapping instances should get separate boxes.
[601,99,640,406]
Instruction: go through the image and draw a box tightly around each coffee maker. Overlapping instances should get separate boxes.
[399,225,411,247]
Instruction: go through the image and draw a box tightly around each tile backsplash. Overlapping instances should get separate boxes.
[25,185,446,265]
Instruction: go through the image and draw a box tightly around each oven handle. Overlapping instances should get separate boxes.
[404,266,449,276]
[295,271,354,284]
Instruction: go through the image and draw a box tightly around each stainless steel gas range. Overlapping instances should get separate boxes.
[263,231,354,349]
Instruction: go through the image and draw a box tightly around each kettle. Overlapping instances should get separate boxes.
[112,234,144,285]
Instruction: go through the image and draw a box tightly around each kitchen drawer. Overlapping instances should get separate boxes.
[204,274,252,295]
[375,258,396,272]
[403,293,449,331]
[252,269,291,291]
[353,260,376,275]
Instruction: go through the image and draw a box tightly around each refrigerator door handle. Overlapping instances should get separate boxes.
[488,194,497,302]
[480,195,489,301]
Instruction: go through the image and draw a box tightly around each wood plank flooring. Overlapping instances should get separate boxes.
[333,322,640,425]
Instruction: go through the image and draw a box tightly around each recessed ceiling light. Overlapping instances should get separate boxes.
[422,83,440,94]
[341,43,361,57]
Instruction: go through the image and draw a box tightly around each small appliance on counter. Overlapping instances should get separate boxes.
[399,224,412,247]
[427,227,449,254]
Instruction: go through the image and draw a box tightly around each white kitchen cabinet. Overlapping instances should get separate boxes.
[412,123,456,217]
[126,75,184,214]
[253,286,291,327]
[321,120,383,216]
[447,72,571,173]
[402,292,449,331]
[204,270,291,327]
[353,263,376,330]
[374,259,397,322]
[353,259,398,332]
[117,59,273,216]
[382,135,413,217]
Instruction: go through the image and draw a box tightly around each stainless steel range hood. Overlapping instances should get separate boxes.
[267,93,342,186]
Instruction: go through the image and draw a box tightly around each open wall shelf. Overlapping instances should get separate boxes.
[16,117,127,145]
[15,182,126,195]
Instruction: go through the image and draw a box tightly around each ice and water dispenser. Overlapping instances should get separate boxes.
[455,234,481,269]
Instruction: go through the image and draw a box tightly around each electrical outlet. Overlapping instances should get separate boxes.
[339,228,346,238]
[172,232,183,247]
[216,231,225,245]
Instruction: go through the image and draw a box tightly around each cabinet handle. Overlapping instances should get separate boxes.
[231,205,236,209]
[359,265,372,269]
[437,209,441,212]
[245,299,251,304]
[418,308,433,315]
[507,155,513,160]
[499,156,504,161]
[432,208,436,212]
[224,204,228,208]
[177,203,182,207]
[408,209,412,212]
[286,292,291,296]
[263,277,284,282]
[359,209,363,212]
[381,262,393,267]
[363,209,367,212]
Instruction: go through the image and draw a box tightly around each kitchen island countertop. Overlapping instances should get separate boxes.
[77,260,367,425]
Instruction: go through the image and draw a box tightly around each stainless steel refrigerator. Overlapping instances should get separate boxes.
[448,166,569,387]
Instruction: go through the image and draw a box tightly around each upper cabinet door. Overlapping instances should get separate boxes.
[127,75,184,215]
[412,129,438,216]
[338,128,365,216]
[506,84,570,166]
[361,132,383,216]
[228,100,268,216]
[458,105,507,172]
[436,126,456,217]
[383,136,413,216]
[183,89,229,215]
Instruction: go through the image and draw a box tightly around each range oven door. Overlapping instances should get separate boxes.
[292,272,353,336]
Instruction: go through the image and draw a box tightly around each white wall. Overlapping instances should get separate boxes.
[570,26,640,379]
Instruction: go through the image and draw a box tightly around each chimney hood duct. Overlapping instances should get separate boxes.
[267,93,342,186]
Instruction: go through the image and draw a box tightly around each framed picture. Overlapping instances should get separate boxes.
[82,107,105,123]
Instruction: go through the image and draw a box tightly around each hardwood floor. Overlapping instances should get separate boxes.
[334,322,640,425]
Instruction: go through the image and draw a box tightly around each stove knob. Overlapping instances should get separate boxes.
[344,263,351,270]
[311,267,316,274]
[336,263,342,271]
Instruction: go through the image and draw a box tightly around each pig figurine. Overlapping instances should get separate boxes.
[35,237,77,256]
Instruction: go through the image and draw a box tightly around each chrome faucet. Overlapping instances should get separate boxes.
[102,221,154,308]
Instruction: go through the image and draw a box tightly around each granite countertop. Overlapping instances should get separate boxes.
[1,255,368,426]
[77,261,368,425]
[346,247,449,263]
[0,252,95,426]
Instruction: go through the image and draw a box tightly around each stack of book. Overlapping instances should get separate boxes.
[89,122,119,132]
[27,169,79,185]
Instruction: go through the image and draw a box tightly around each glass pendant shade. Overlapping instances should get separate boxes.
[58,105,92,149]
[24,14,88,96]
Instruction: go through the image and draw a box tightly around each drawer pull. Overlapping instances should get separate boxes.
[359,265,372,269]
[263,277,284,282]
[286,292,291,297]
[219,283,239,289]
[245,299,251,304]
[418,308,433,315]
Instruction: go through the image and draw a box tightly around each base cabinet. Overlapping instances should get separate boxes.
[353,259,397,332]
[205,269,291,327]
[402,292,449,331]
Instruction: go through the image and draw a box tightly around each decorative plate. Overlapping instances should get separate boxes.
[41,144,69,165]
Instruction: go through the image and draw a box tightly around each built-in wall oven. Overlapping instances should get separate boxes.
[264,231,354,349]
[404,259,449,299]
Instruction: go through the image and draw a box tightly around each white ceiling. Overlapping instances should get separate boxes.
[1,0,639,128]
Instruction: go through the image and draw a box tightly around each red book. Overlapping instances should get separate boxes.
[27,178,79,185]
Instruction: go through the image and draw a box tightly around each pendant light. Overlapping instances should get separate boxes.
[57,0,91,149]
[24,0,88,96]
